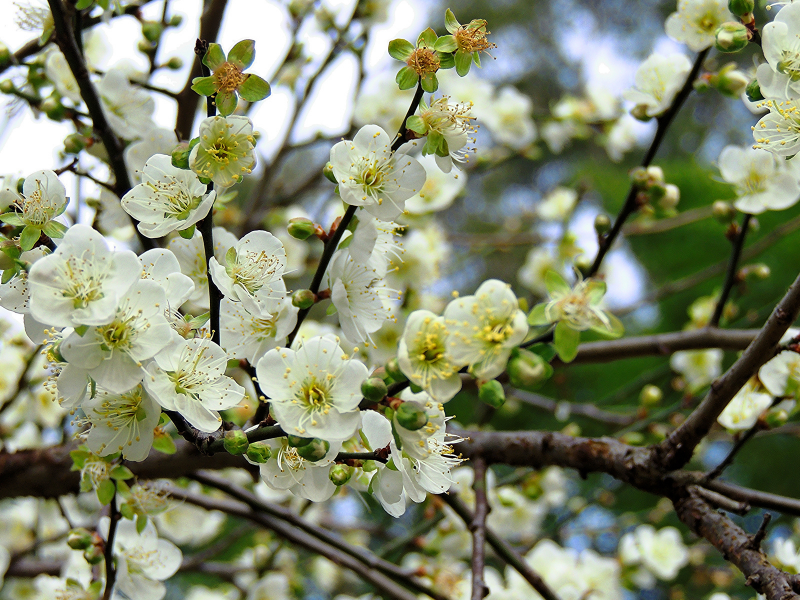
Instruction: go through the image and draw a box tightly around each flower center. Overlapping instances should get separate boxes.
[454,23,496,54]
[58,256,106,309]
[297,378,332,411]
[407,48,440,75]
[214,62,246,93]
[229,250,281,295]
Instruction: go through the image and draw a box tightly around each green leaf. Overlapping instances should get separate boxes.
[191,76,217,97]
[109,465,134,480]
[454,49,472,77]
[527,303,550,326]
[396,66,419,90]
[228,39,256,70]
[544,270,571,298]
[420,72,439,93]
[239,74,271,102]
[527,343,557,362]
[19,225,40,252]
[96,479,116,506]
[434,35,458,53]
[178,224,196,239]
[388,38,415,62]
[444,8,461,33]
[116,479,131,496]
[417,27,438,48]
[79,473,92,493]
[203,43,227,71]
[42,220,67,239]
[136,514,148,534]
[119,502,134,520]
[0,213,24,226]
[406,115,427,135]
[215,90,238,116]
[591,312,625,339]
[70,447,91,470]
[1,268,16,285]
[554,321,580,363]
[152,433,176,454]
[75,0,94,8]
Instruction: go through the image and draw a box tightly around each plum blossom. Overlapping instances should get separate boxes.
[665,0,733,51]
[624,53,692,119]
[619,525,689,584]
[718,378,774,430]
[190,115,257,188]
[96,68,156,139]
[718,145,800,214]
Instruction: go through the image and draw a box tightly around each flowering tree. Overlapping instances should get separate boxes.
[2,0,800,599]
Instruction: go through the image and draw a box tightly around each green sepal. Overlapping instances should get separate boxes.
[119,502,135,520]
[417,28,438,48]
[74,325,90,337]
[225,246,238,267]
[96,479,116,505]
[70,446,91,470]
[527,303,550,326]
[439,52,456,70]
[203,43,227,71]
[544,270,571,297]
[179,224,196,239]
[406,115,427,135]
[553,321,580,363]
[42,220,67,239]
[589,312,625,339]
[79,473,93,493]
[396,66,419,90]
[115,479,131,496]
[109,465,134,480]
[435,35,458,53]
[152,432,177,454]
[75,0,94,8]
[136,514,148,534]
[527,343,557,362]
[420,72,439,93]
[444,8,460,33]
[215,90,238,116]
[239,74,271,102]
[158,412,170,427]
[0,213,24,226]
[228,39,256,70]
[326,302,338,316]
[454,49,472,77]
[1,268,16,284]
[191,75,217,97]
[388,38,415,61]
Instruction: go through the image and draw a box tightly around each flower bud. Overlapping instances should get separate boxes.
[295,438,330,462]
[394,400,428,431]
[645,166,665,187]
[141,21,164,43]
[753,263,771,279]
[385,358,407,383]
[728,0,754,17]
[168,14,183,27]
[0,80,15,94]
[223,429,250,455]
[287,434,313,447]
[0,43,9,66]
[765,409,789,428]
[138,39,157,53]
[478,379,505,408]
[292,289,315,309]
[507,349,551,390]
[715,22,749,53]
[713,64,749,97]
[41,96,65,121]
[165,57,183,70]
[746,79,763,102]
[246,441,272,463]
[659,184,680,210]
[329,464,353,486]
[630,104,652,122]
[639,384,663,406]
[64,133,88,155]
[712,200,736,223]
[323,162,338,184]
[594,214,611,237]
[171,142,192,170]
[361,377,388,402]
[574,255,592,275]
[287,217,316,240]
[630,167,649,188]
[83,544,104,565]
[67,528,94,550]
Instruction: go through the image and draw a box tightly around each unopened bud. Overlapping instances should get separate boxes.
[753,263,771,279]
[714,65,749,97]
[0,80,15,94]
[630,104,651,122]
[645,166,665,187]
[292,289,315,309]
[41,96,65,121]
[594,214,611,236]
[329,464,353,486]
[83,544,104,565]
[323,162,338,184]
[223,429,249,455]
[728,0,754,17]
[295,438,330,462]
[765,409,789,428]
[67,528,94,550]
[141,21,164,43]
[712,200,736,223]
[715,22,749,53]
[165,57,183,70]
[746,79,763,102]
[361,377,388,402]
[630,166,649,188]
[0,43,9,66]
[639,384,663,406]
[385,358,406,383]
[246,441,272,463]
[287,217,316,240]
[138,39,157,53]
[171,142,192,170]
[168,14,183,27]
[287,435,313,447]
[659,184,680,210]
[507,348,551,390]
[64,133,88,155]
[394,400,428,431]
[479,379,505,408]
[574,255,592,274]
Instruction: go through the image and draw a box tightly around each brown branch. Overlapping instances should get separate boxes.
[655,272,800,472]
[710,213,752,327]
[696,477,800,518]
[470,458,489,600]
[101,489,120,600]
[622,205,714,236]
[510,389,637,426]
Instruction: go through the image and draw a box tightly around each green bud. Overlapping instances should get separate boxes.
[507,348,551,390]
[64,133,88,155]
[639,384,663,406]
[295,438,330,462]
[713,64,749,98]
[0,43,10,66]
[361,459,377,472]
[171,142,192,170]
[619,432,645,446]
[0,80,15,94]
[246,441,272,463]
[292,289,315,309]
[141,21,164,43]
[394,400,428,431]
[168,14,183,27]
[728,0,754,17]
[765,409,789,428]
[329,464,353,486]
[385,358,406,383]
[659,184,680,210]
[138,39,157,53]
[630,167,649,188]
[323,162,338,184]
[41,96,65,121]
[753,264,771,279]
[478,379,505,408]
[165,57,183,70]
[746,79,763,102]
[712,200,736,223]
[223,429,250,455]
[67,528,94,550]
[645,166,665,187]
[630,104,652,122]
[83,544,104,565]
[287,434,314,447]
[361,377,388,402]
[594,214,611,237]
[287,217,316,240]
[715,22,749,53]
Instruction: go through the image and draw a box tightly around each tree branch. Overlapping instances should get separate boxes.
[710,213,752,327]
[470,458,489,600]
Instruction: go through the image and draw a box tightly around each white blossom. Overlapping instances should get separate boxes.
[753,97,800,157]
[480,85,537,150]
[255,436,341,502]
[718,145,800,214]
[758,2,800,99]
[405,154,465,214]
[665,0,733,51]
[190,115,257,189]
[619,524,689,582]
[624,53,692,119]
[96,68,156,140]
[670,348,723,393]
[220,297,298,363]
[718,379,773,430]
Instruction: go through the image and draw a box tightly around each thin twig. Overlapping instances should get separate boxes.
[101,489,120,600]
[470,458,489,600]
[710,213,752,327]
[510,389,637,426]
